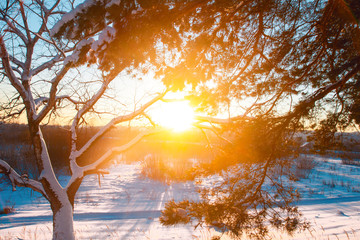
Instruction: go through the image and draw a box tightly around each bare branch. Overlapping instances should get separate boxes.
[19,1,32,42]
[142,112,157,127]
[66,128,164,190]
[31,0,61,44]
[0,36,27,99]
[195,115,248,124]
[8,53,25,70]
[35,64,71,123]
[0,106,26,120]
[84,129,163,172]
[68,68,139,164]
[0,14,29,45]
[194,123,233,144]
[72,91,166,161]
[0,159,47,198]
[286,63,360,120]
[35,95,84,109]
[30,54,63,76]
[197,126,216,155]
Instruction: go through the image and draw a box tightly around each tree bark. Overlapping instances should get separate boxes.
[52,199,75,240]
[28,124,76,240]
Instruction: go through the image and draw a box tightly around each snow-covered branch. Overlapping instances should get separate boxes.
[63,38,94,66]
[0,159,47,198]
[65,127,164,196]
[69,82,110,154]
[68,67,138,160]
[8,53,25,70]
[69,129,163,183]
[71,92,166,166]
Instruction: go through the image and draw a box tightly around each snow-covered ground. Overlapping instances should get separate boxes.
[1,155,360,239]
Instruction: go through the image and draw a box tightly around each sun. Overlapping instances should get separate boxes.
[151,101,195,132]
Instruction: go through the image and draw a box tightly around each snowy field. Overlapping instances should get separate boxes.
[1,155,360,239]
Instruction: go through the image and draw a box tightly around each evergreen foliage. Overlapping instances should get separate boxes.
[2,0,360,238]
[52,0,360,238]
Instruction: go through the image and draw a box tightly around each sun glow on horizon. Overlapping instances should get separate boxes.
[151,100,195,132]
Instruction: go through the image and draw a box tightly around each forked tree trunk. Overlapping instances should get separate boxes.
[52,199,75,240]
[28,124,76,240]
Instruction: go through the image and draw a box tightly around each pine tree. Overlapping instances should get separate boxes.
[2,0,360,239]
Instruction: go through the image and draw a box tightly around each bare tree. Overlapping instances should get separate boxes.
[0,1,167,239]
